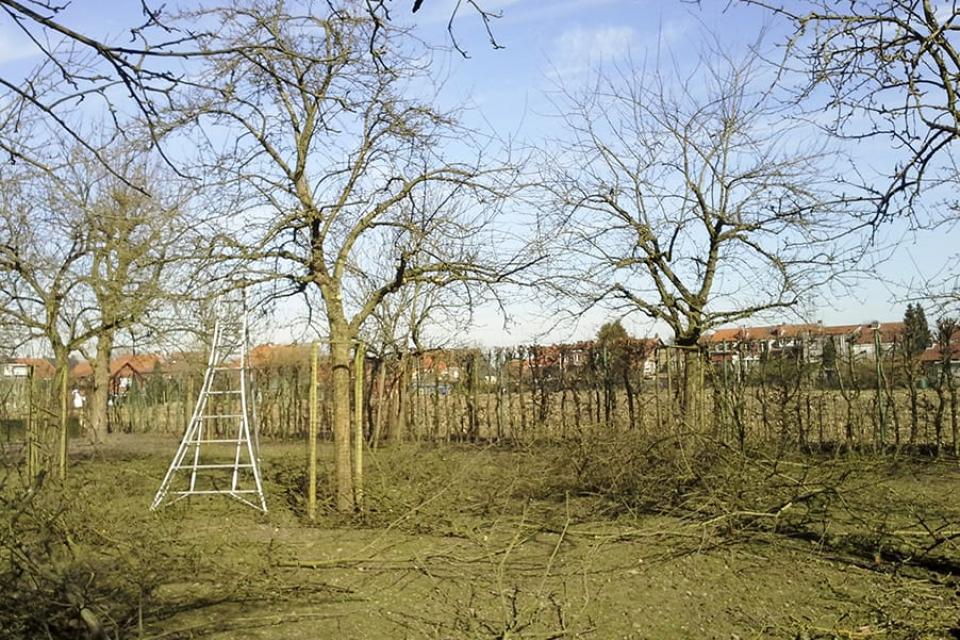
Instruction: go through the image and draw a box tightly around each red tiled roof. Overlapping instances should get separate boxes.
[704,322,904,345]
[849,322,905,345]
[14,358,57,378]
[71,361,93,377]
[704,324,824,344]
[72,353,163,378]
[920,343,960,363]
[249,343,312,368]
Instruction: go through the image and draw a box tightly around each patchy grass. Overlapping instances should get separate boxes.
[1,433,958,639]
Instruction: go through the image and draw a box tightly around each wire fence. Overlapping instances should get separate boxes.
[1,342,957,455]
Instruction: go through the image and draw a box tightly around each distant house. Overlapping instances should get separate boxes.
[415,351,464,382]
[71,353,163,394]
[249,343,313,369]
[5,358,58,379]
[0,360,35,377]
[848,323,905,358]
[920,342,960,375]
[506,338,660,379]
[702,321,906,364]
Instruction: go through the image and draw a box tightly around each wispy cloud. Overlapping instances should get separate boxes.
[0,24,39,65]
[548,25,634,80]
[555,25,634,64]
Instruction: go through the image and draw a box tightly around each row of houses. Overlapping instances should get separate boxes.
[702,321,960,368]
[3,319,958,387]
[704,321,900,364]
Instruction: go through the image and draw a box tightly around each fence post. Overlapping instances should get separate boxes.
[353,340,364,511]
[26,365,37,481]
[58,365,68,481]
[307,341,319,521]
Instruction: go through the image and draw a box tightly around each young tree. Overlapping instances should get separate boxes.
[543,49,849,426]
[170,0,527,512]
[595,320,631,426]
[933,316,959,456]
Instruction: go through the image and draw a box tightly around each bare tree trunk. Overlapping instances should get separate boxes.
[681,347,702,432]
[951,381,959,458]
[396,352,409,442]
[559,350,568,438]
[329,333,355,512]
[496,351,506,441]
[907,356,919,446]
[466,354,479,441]
[623,368,636,431]
[90,332,114,443]
[55,350,69,481]
[654,351,663,432]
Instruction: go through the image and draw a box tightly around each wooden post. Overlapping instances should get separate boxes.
[58,365,68,481]
[26,365,36,481]
[873,325,885,449]
[665,348,674,425]
[307,341,319,521]
[353,340,364,511]
[371,355,387,449]
[653,349,662,432]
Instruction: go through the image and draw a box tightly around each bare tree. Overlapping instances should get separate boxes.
[0,0,503,174]
[0,0,205,174]
[740,0,960,220]
[62,146,200,442]
[543,49,852,425]
[168,0,528,512]
[0,157,90,477]
[0,129,203,471]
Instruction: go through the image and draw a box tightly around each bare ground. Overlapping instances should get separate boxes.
[3,433,959,639]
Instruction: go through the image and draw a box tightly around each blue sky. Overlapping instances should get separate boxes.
[1,0,956,347]
[402,0,958,344]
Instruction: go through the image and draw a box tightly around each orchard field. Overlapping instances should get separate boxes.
[3,433,959,639]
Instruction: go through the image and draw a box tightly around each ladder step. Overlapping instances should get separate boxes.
[200,414,244,419]
[190,439,248,444]
[207,390,242,395]
[190,463,256,469]
[173,490,260,495]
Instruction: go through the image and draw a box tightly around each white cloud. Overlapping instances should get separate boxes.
[0,24,40,65]
[554,25,634,65]
[548,25,635,81]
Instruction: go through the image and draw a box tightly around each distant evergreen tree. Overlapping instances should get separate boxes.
[596,320,630,379]
[597,320,629,345]
[596,320,632,426]
[902,303,933,444]
[822,335,837,371]
[903,303,932,358]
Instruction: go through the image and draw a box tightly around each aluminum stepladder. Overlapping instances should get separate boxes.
[151,290,267,512]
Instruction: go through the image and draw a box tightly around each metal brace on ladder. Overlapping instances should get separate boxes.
[151,290,267,512]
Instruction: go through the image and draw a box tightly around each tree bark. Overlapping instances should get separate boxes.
[54,346,70,481]
[328,332,355,512]
[90,332,114,443]
[681,346,702,432]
